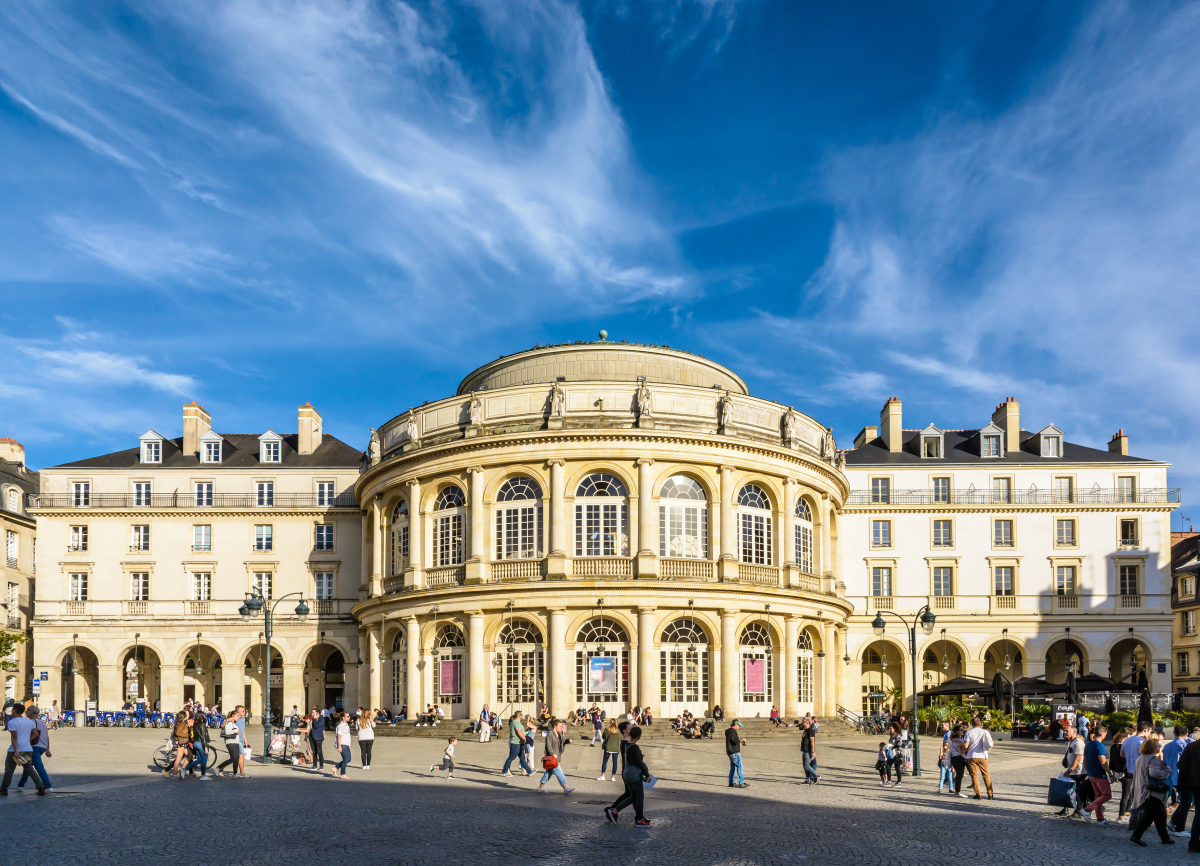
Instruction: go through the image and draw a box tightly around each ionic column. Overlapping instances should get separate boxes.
[823,621,837,716]
[636,459,657,577]
[160,665,184,712]
[637,607,657,713]
[466,467,486,584]
[360,509,371,598]
[548,608,570,717]
[408,479,423,588]
[719,467,736,559]
[784,616,800,719]
[721,609,739,716]
[405,616,421,719]
[468,610,486,718]
[368,623,382,710]
[547,460,567,579]
[282,664,305,718]
[370,497,383,596]
[98,664,122,709]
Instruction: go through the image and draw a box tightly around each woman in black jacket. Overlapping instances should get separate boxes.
[606,725,651,827]
[185,708,212,778]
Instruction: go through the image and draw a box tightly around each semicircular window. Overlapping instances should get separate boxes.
[436,623,465,647]
[436,486,465,510]
[660,619,708,644]
[498,620,543,645]
[576,473,628,498]
[660,475,706,501]
[498,477,542,502]
[737,484,771,509]
[576,618,629,644]
[739,622,771,647]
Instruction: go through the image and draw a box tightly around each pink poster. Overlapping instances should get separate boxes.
[439,659,460,695]
[745,658,764,693]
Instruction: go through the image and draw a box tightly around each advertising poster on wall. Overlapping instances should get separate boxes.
[745,658,765,694]
[439,659,461,696]
[589,656,617,693]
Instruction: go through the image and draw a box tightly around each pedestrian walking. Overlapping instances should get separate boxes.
[726,719,748,788]
[800,720,819,784]
[536,719,575,794]
[598,717,621,781]
[0,704,45,796]
[887,726,905,787]
[949,724,968,797]
[358,708,375,769]
[185,704,212,779]
[1056,722,1085,816]
[876,742,893,785]
[15,707,51,793]
[1173,732,1200,852]
[167,708,193,779]
[1164,724,1188,816]
[1129,736,1174,846]
[235,704,250,777]
[430,736,457,779]
[1111,728,1132,824]
[216,707,243,777]
[477,704,492,742]
[964,717,994,801]
[333,711,353,779]
[1082,724,1116,824]
[47,701,60,731]
[501,711,533,776]
[309,708,326,770]
[937,738,953,793]
[605,725,652,827]
[590,706,604,746]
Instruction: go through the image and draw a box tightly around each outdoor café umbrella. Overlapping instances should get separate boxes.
[1072,673,1118,693]
[1104,694,1115,714]
[1138,687,1153,726]
[916,676,988,697]
[1137,669,1149,691]
[991,672,1006,705]
[1066,669,1079,705]
[1012,676,1065,696]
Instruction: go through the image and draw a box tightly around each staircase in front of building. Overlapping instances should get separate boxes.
[374,714,862,739]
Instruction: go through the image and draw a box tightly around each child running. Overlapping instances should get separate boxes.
[430,736,456,779]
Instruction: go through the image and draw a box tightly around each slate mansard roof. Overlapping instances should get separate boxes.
[51,433,362,470]
[844,429,1153,466]
[0,459,39,496]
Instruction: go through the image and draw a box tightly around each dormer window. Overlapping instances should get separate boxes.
[138,430,165,464]
[1037,424,1064,458]
[263,442,280,462]
[983,435,1000,457]
[259,431,283,464]
[199,431,224,464]
[918,424,944,459]
[978,422,1005,458]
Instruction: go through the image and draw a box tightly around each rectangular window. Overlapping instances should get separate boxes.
[5,531,16,567]
[143,441,161,463]
[794,522,813,574]
[72,482,90,507]
[253,571,272,599]
[933,566,953,596]
[254,525,273,551]
[262,441,280,463]
[922,437,941,458]
[131,525,150,551]
[1117,476,1136,503]
[6,583,16,624]
[315,572,334,600]
[982,435,1001,457]
[871,567,892,597]
[575,503,629,557]
[1053,477,1073,502]
[1185,610,1197,636]
[738,512,772,565]
[392,525,409,575]
[436,513,464,566]
[314,524,334,551]
[932,478,950,503]
[130,572,150,601]
[994,566,1014,596]
[204,441,221,463]
[499,505,545,560]
[1056,519,1077,546]
[994,519,1013,546]
[932,520,952,547]
[1119,564,1139,596]
[1183,577,1196,598]
[134,482,152,506]
[1179,652,1191,676]
[256,482,274,506]
[192,572,211,601]
[871,520,891,548]
[1055,565,1076,596]
[659,504,707,560]
[317,482,335,506]
[69,572,88,601]
[992,478,1011,503]
[193,524,211,552]
[1043,436,1061,457]
[195,483,212,507]
[69,525,88,552]
[870,478,890,504]
[1120,519,1138,545]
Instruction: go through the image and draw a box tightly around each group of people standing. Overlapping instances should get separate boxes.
[931,718,994,799]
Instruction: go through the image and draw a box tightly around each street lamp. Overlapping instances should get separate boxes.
[1002,628,1012,671]
[595,599,606,655]
[242,587,310,763]
[870,604,937,777]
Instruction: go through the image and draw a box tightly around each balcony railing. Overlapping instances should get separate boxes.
[382,576,404,594]
[661,558,715,582]
[846,488,1180,506]
[65,601,87,615]
[313,599,334,615]
[491,560,542,581]
[932,595,956,610]
[5,557,16,568]
[993,594,1016,609]
[188,601,211,615]
[1054,595,1080,609]
[6,615,20,628]
[871,596,894,610]
[572,557,634,579]
[31,492,359,509]
[1118,594,1142,609]
[794,570,821,592]
[1118,538,1141,547]
[126,601,148,615]
[427,566,466,587]
[738,564,780,586]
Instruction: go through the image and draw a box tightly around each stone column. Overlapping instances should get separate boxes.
[367,624,382,710]
[784,616,800,718]
[711,646,722,712]
[407,479,423,589]
[720,609,739,717]
[638,607,657,713]
[823,621,837,716]
[343,661,360,710]
[283,664,305,718]
[719,466,738,582]
[466,467,486,584]
[636,459,657,578]
[98,664,122,709]
[548,608,570,717]
[160,665,184,712]
[783,480,797,567]
[547,460,566,579]
[360,510,371,599]
[468,610,486,718]
[835,628,847,711]
[370,497,383,596]
[405,616,421,719]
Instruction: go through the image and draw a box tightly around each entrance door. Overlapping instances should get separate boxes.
[660,648,709,718]
[739,650,773,718]
[499,647,544,720]
[576,649,629,719]
[184,684,196,702]
[432,650,465,719]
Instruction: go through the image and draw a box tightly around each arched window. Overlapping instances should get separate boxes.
[391,500,409,575]
[659,476,708,559]
[575,473,629,557]
[660,620,708,644]
[434,486,465,567]
[740,622,771,647]
[391,632,406,654]
[497,619,544,707]
[798,630,813,650]
[432,623,465,706]
[576,619,629,645]
[498,620,542,645]
[661,620,709,705]
[436,623,466,647]
[390,631,406,708]
[794,497,813,574]
[496,477,543,560]
[737,484,773,565]
[797,630,814,704]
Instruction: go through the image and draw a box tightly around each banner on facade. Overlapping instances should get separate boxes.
[588,656,617,693]
[439,659,461,696]
[745,658,765,694]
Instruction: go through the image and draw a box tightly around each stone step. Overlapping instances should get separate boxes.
[375,715,863,739]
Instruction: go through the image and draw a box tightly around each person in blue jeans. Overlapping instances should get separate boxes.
[936,740,953,792]
[185,708,211,779]
[16,712,52,792]
[726,719,748,787]
[501,711,532,776]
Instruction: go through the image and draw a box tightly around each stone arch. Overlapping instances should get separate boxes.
[485,613,546,647]
[232,639,290,668]
[1043,636,1091,683]
[419,475,470,512]
[1106,635,1154,685]
[981,637,1026,679]
[564,608,638,647]
[732,475,784,510]
[417,614,468,650]
[736,615,785,649]
[171,639,225,669]
[650,465,718,502]
[572,615,632,646]
[658,614,715,645]
[799,624,824,652]
[855,634,910,664]
[917,632,971,666]
[51,638,105,667]
[795,490,822,524]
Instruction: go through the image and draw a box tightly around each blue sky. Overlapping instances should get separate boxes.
[2,1,1199,524]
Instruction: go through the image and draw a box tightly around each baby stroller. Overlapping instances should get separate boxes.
[284,729,312,766]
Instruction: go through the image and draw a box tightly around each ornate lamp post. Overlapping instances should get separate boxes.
[240,589,309,764]
[871,605,937,776]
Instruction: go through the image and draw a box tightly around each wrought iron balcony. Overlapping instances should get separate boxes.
[31,492,358,509]
[846,487,1180,506]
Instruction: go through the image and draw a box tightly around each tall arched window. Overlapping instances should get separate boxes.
[797,630,814,704]
[390,632,406,708]
[660,619,709,707]
[434,486,465,567]
[737,484,773,565]
[391,500,409,575]
[739,622,773,703]
[574,473,629,557]
[432,623,465,706]
[794,498,813,574]
[497,619,544,711]
[659,475,708,559]
[575,618,629,706]
[496,477,543,560]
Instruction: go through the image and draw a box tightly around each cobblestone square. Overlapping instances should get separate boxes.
[3,728,1191,865]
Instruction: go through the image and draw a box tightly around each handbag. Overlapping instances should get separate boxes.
[1148,777,1170,794]
[542,754,559,770]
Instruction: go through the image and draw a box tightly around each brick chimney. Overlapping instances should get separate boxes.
[1108,429,1129,456]
[183,402,211,456]
[854,425,879,448]
[298,403,323,455]
[0,438,24,467]
[880,398,902,453]
[991,397,1020,453]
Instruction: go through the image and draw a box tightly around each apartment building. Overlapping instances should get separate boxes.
[0,438,37,701]
[1171,530,1200,692]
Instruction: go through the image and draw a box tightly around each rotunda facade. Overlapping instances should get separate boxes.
[353,341,852,722]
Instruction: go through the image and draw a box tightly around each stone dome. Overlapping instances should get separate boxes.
[456,342,748,396]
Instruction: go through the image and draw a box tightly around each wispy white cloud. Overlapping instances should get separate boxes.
[48,217,233,282]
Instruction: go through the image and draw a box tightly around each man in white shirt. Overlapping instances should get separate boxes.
[1,704,46,795]
[964,716,995,800]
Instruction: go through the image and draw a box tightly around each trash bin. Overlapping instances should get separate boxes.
[75,712,85,728]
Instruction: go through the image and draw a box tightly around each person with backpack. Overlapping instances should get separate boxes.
[535,718,575,794]
[185,705,212,779]
[216,708,243,778]
[605,724,652,827]
[166,708,193,779]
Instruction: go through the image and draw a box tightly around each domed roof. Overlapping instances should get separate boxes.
[456,341,748,396]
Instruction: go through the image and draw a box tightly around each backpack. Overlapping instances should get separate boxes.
[173,717,191,740]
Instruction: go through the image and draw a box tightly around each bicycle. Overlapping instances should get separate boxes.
[152,735,218,773]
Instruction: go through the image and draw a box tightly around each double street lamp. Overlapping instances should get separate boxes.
[240,589,309,764]
[872,605,937,777]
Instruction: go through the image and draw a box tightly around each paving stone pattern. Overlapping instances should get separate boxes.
[3,728,1188,866]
